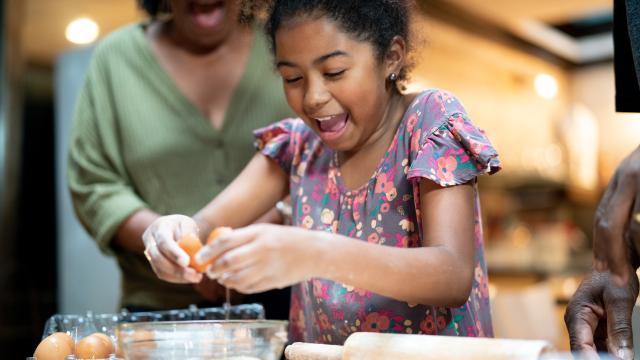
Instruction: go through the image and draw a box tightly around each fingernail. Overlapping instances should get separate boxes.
[195,251,209,263]
[618,348,633,360]
[178,255,189,267]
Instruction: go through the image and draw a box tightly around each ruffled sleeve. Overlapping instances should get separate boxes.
[253,118,299,174]
[407,91,501,187]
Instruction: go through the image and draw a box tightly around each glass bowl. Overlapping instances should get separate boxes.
[118,320,288,360]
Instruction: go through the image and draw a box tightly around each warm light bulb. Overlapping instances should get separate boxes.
[65,18,99,45]
[534,73,558,99]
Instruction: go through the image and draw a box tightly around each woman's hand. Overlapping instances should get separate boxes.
[142,214,203,283]
[593,146,640,285]
[195,224,322,293]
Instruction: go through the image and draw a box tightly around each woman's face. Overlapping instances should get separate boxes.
[169,0,241,49]
[275,17,393,153]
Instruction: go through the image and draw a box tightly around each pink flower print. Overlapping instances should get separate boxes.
[332,309,345,321]
[361,312,390,332]
[449,114,465,131]
[380,203,390,213]
[312,280,328,299]
[302,204,311,214]
[436,155,457,183]
[395,234,409,247]
[420,314,436,335]
[411,128,422,152]
[468,138,484,156]
[328,182,340,200]
[406,113,418,133]
[436,315,447,330]
[353,287,369,297]
[466,326,477,336]
[374,173,394,194]
[318,312,332,330]
[367,232,380,243]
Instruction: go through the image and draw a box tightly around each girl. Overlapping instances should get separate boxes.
[142,0,501,344]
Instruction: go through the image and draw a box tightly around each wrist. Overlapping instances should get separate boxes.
[307,230,334,279]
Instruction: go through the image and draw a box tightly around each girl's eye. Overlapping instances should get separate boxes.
[325,70,346,78]
[285,76,302,84]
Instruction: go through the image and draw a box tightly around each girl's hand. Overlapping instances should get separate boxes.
[142,214,203,284]
[195,224,321,293]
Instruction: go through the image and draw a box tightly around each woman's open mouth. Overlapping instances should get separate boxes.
[189,0,225,29]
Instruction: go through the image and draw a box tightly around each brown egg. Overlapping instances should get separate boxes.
[33,332,74,360]
[75,333,114,359]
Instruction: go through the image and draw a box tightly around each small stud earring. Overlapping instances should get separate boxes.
[388,73,398,81]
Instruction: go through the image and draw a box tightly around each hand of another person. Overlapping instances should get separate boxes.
[565,270,638,360]
[593,146,640,285]
[195,224,321,294]
[142,214,202,283]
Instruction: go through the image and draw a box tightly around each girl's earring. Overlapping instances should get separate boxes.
[388,73,398,81]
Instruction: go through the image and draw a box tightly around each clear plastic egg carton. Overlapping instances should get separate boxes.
[32,303,264,359]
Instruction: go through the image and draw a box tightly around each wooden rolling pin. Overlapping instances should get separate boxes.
[285,332,555,360]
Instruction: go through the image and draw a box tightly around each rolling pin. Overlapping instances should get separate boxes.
[285,332,555,360]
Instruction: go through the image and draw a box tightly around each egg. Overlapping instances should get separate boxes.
[178,233,208,272]
[178,227,232,273]
[33,332,74,360]
[206,226,232,245]
[75,332,114,359]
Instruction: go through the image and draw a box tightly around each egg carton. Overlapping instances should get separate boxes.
[40,303,265,341]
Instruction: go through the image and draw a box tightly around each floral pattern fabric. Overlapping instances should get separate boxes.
[254,89,501,344]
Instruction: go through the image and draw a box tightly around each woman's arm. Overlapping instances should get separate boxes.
[202,179,476,307]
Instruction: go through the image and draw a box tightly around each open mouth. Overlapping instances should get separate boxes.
[315,113,349,133]
[189,0,225,29]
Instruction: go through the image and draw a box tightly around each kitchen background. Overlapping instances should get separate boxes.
[1,0,639,357]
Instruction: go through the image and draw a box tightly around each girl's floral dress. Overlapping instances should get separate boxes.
[254,89,501,344]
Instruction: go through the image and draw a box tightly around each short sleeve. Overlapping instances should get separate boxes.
[253,118,299,174]
[67,59,148,255]
[407,91,501,186]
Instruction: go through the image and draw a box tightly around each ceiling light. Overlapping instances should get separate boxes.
[65,18,99,45]
[534,73,558,99]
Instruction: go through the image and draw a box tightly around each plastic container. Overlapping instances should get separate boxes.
[32,303,265,359]
[118,320,288,360]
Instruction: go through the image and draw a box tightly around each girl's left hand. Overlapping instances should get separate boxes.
[195,224,323,293]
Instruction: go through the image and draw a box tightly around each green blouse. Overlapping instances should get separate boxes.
[67,23,292,309]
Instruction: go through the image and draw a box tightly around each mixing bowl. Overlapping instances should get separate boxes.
[118,320,288,360]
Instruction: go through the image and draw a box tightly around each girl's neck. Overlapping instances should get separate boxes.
[340,91,408,162]
[336,91,414,191]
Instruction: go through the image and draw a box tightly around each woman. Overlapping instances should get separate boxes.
[67,0,292,318]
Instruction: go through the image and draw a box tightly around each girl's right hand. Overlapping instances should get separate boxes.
[141,214,203,284]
